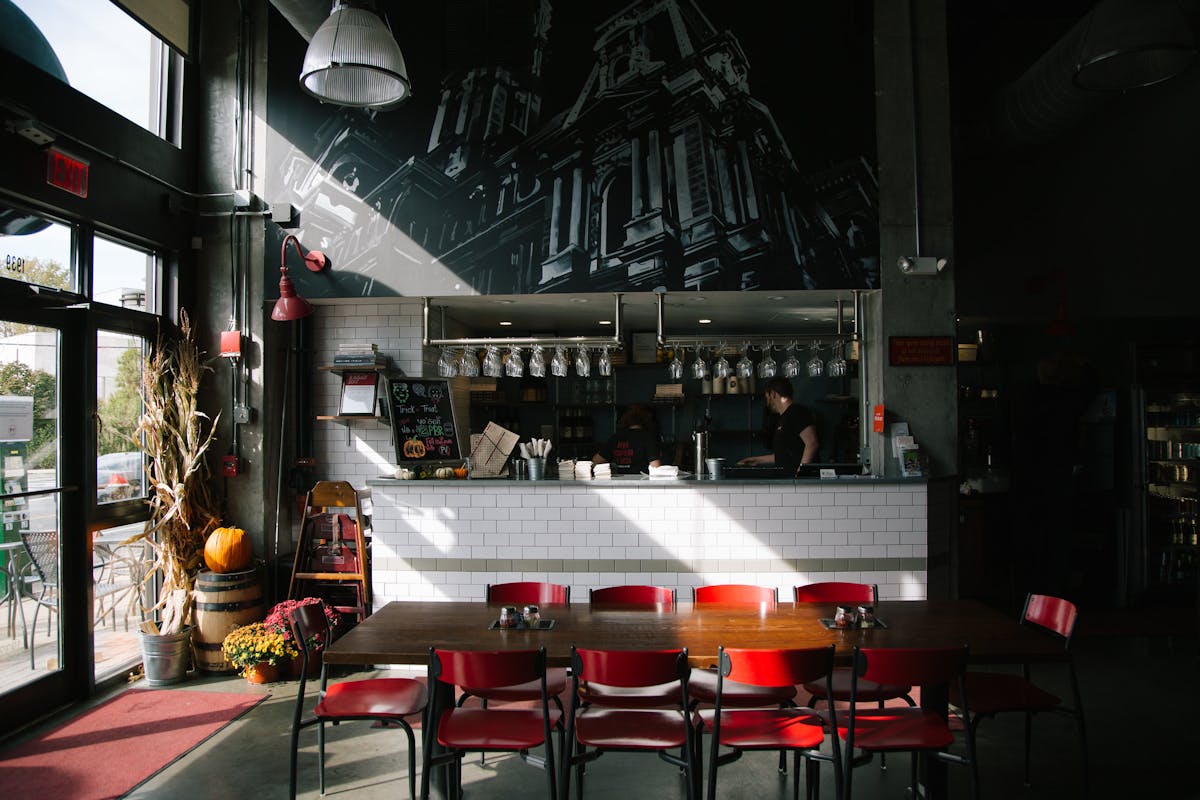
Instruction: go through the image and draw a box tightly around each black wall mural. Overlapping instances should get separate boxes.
[265,0,877,300]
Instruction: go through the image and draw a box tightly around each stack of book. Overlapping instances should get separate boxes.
[333,343,388,367]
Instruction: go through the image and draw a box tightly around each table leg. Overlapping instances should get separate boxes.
[421,679,454,799]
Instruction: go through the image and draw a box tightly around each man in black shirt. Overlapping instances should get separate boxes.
[737,377,819,472]
[593,404,663,474]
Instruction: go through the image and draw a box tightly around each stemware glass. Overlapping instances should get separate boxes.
[782,343,801,378]
[458,348,480,377]
[668,346,685,380]
[806,342,824,378]
[736,343,754,379]
[757,344,777,378]
[528,344,546,378]
[505,346,524,377]
[482,345,503,377]
[597,346,612,377]
[550,345,568,378]
[575,346,591,378]
[690,346,708,380]
[712,344,731,379]
[827,340,847,377]
[437,347,458,378]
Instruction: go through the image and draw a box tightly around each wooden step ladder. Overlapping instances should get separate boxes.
[288,481,372,626]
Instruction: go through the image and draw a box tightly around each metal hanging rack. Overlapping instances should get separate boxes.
[423,294,625,350]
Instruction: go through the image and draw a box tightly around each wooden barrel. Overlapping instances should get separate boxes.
[193,568,264,672]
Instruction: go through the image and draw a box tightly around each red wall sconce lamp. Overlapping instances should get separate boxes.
[271,234,328,322]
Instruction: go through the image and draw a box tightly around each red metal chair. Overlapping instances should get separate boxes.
[693,583,777,606]
[840,646,978,800]
[287,603,428,800]
[562,646,696,800]
[458,582,571,711]
[424,647,561,800]
[584,586,680,708]
[948,593,1087,794]
[700,646,841,800]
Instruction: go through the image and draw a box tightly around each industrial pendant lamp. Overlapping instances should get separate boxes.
[272,235,327,322]
[1073,0,1197,91]
[300,0,410,109]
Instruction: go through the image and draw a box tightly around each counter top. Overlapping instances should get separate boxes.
[367,474,927,487]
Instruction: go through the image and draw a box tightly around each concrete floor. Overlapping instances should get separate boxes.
[4,632,1197,799]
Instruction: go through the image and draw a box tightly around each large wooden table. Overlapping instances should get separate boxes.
[324,598,1067,668]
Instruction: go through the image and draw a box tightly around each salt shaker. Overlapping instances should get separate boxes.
[499,606,519,628]
[523,604,540,627]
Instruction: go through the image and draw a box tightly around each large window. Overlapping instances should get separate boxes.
[7,0,183,143]
[0,209,74,292]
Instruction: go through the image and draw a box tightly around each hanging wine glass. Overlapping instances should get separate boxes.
[668,346,685,380]
[528,344,546,378]
[736,342,754,379]
[437,347,458,378]
[712,343,731,379]
[505,345,524,377]
[597,345,612,377]
[458,348,480,377]
[757,343,777,378]
[806,341,824,378]
[827,340,847,377]
[782,342,801,378]
[550,345,568,377]
[575,346,591,377]
[690,345,708,380]
[482,345,503,377]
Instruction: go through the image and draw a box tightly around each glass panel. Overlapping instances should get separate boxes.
[92,521,147,682]
[0,203,75,292]
[0,323,62,687]
[94,236,156,312]
[10,0,176,139]
[96,330,147,504]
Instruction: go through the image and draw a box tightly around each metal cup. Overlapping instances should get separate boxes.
[705,457,725,479]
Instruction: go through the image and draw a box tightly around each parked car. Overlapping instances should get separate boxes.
[97,451,144,502]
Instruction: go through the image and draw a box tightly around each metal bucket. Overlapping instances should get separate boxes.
[140,625,193,686]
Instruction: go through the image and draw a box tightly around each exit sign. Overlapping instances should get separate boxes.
[46,147,89,198]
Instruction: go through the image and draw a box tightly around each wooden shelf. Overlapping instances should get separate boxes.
[320,364,391,374]
[317,415,386,422]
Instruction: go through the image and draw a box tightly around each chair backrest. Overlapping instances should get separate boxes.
[590,585,676,607]
[793,582,877,605]
[487,581,570,605]
[308,480,360,508]
[719,645,835,689]
[694,584,777,606]
[852,646,968,691]
[21,530,58,585]
[572,646,688,688]
[289,602,333,655]
[429,647,546,690]
[1022,593,1078,645]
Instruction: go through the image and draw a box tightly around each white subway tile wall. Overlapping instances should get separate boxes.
[310,301,929,605]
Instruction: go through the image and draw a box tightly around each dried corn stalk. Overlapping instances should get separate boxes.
[131,310,221,635]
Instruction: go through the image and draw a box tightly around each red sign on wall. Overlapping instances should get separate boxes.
[45,147,89,198]
[888,336,955,366]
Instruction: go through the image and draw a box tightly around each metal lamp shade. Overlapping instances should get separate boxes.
[300,4,410,109]
[271,267,313,321]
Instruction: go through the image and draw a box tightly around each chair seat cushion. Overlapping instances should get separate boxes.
[579,680,682,709]
[437,707,562,750]
[314,678,429,720]
[574,708,690,750]
[698,707,826,750]
[803,668,912,703]
[838,708,954,751]
[951,672,1061,715]
[462,667,568,701]
[688,668,797,707]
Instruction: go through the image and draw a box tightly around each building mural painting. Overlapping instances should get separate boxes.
[266,0,877,299]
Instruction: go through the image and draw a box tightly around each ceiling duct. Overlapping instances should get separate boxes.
[268,0,328,42]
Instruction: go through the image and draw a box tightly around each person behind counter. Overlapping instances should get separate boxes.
[592,404,663,475]
[737,377,819,472]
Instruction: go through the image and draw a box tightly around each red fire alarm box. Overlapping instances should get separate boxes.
[222,454,241,477]
[219,331,242,358]
[872,405,886,434]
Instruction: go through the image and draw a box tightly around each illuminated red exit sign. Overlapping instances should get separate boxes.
[45,147,89,198]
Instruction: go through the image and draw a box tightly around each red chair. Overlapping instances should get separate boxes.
[840,646,978,800]
[287,603,428,800]
[689,586,795,709]
[458,582,571,711]
[562,646,696,799]
[584,586,680,708]
[701,646,841,800]
[424,647,561,800]
[693,583,777,606]
[949,593,1087,794]
[590,584,675,607]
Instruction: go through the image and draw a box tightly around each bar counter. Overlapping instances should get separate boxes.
[362,474,929,604]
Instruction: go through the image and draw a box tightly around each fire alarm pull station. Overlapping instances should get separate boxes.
[222,454,241,477]
[219,331,242,359]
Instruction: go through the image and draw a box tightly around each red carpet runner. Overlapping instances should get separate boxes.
[0,687,266,799]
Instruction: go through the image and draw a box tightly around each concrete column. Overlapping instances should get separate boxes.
[569,166,583,248]
[549,174,563,255]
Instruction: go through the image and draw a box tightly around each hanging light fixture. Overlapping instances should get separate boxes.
[300,0,411,110]
[271,235,327,322]
[1073,0,1197,91]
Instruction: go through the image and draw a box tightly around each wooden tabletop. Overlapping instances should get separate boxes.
[325,599,1067,667]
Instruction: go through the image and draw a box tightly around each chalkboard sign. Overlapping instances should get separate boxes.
[385,378,462,463]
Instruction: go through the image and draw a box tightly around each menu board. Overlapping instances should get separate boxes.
[385,378,462,463]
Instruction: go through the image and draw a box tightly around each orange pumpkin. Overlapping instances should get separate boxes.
[402,438,427,459]
[204,526,252,573]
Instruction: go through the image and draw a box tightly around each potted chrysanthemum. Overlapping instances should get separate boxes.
[221,622,299,683]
